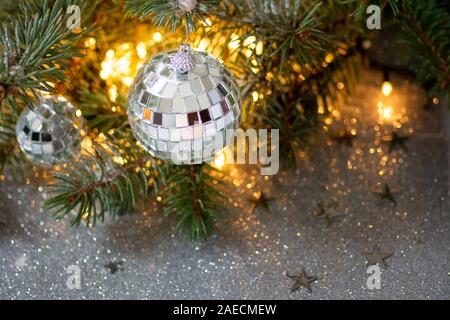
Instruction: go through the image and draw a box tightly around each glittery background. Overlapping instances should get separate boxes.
[1,70,449,299]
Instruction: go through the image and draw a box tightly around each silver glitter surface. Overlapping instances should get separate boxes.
[1,70,449,299]
[127,47,242,164]
[15,96,82,167]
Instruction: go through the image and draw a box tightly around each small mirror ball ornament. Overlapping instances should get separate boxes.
[16,95,83,167]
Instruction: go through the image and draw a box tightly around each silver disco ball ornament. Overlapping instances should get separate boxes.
[127,44,242,164]
[16,95,82,166]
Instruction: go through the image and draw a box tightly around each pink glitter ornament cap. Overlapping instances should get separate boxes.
[170,44,196,72]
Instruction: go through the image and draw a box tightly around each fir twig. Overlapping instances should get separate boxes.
[162,164,226,240]
[0,0,93,111]
[125,0,220,33]
[396,0,450,98]
[44,131,164,226]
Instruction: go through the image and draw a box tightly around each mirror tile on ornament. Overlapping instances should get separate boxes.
[175,114,188,128]
[208,89,221,105]
[181,127,194,140]
[151,78,166,95]
[147,125,158,138]
[211,103,222,119]
[163,114,176,127]
[181,96,196,112]
[153,112,163,126]
[180,140,191,151]
[158,127,170,140]
[193,125,203,139]
[172,97,187,113]
[156,140,168,152]
[179,82,192,98]
[159,98,172,113]
[170,128,181,142]
[197,93,210,109]
[201,76,214,90]
[190,78,203,94]
[162,82,177,98]
[216,118,225,131]
[204,122,217,137]
[217,83,228,97]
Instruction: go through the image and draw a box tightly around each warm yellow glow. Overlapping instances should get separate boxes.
[76,109,82,117]
[106,50,115,59]
[113,156,125,165]
[250,58,259,73]
[382,81,393,96]
[243,36,256,49]
[81,137,93,149]
[203,18,212,31]
[377,102,394,121]
[123,77,133,87]
[256,41,263,55]
[198,39,210,51]
[153,32,162,42]
[337,82,344,90]
[100,70,109,80]
[228,33,240,50]
[331,109,340,118]
[325,53,334,63]
[252,91,259,102]
[136,42,147,59]
[213,151,226,169]
[85,37,96,49]
[108,85,118,102]
[318,105,325,114]
[100,43,138,85]
[120,43,131,51]
[117,55,131,73]
[432,97,439,105]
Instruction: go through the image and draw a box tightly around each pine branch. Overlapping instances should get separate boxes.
[255,91,321,170]
[162,164,226,240]
[0,0,93,111]
[220,0,333,73]
[78,89,129,133]
[44,130,164,226]
[349,0,399,19]
[250,48,362,169]
[396,0,450,98]
[125,0,220,33]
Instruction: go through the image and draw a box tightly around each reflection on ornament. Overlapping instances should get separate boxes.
[127,45,242,164]
[16,96,82,167]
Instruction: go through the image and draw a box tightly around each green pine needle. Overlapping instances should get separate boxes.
[125,0,220,34]
[162,164,226,240]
